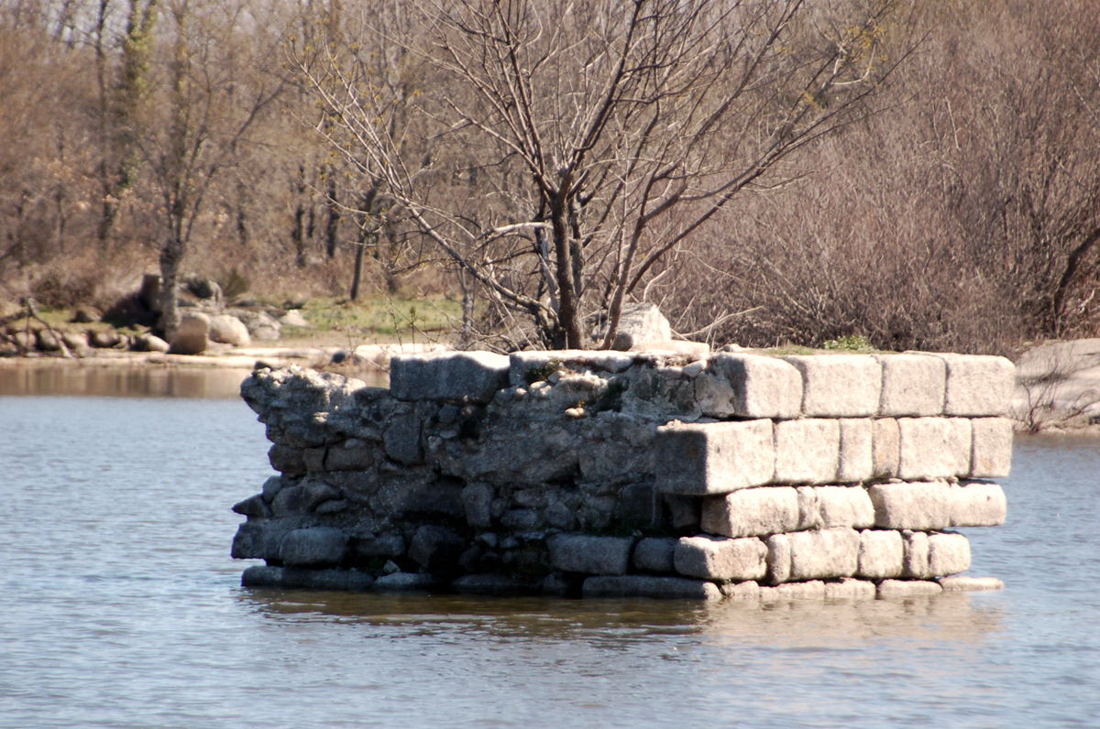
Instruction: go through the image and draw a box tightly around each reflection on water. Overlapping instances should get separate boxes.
[0,362,254,398]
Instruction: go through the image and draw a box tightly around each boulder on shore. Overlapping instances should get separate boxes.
[169,311,210,355]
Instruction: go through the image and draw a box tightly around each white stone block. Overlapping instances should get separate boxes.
[765,533,791,584]
[701,486,800,538]
[674,535,767,581]
[936,354,1015,416]
[877,579,944,598]
[838,418,874,482]
[721,580,762,600]
[816,486,876,529]
[897,417,972,479]
[877,354,946,416]
[970,417,1013,478]
[508,349,634,387]
[872,418,900,478]
[868,481,953,531]
[949,481,1007,527]
[928,532,971,576]
[760,580,827,602]
[857,529,904,579]
[655,420,775,494]
[695,354,803,419]
[824,577,877,601]
[939,576,1004,592]
[774,419,840,484]
[783,354,882,417]
[787,527,860,581]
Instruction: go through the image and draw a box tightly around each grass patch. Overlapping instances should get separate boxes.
[295,296,462,338]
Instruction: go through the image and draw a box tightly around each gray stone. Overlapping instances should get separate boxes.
[390,351,510,403]
[279,527,349,567]
[548,534,633,575]
[837,418,873,482]
[168,311,209,354]
[897,417,972,479]
[797,486,875,530]
[721,580,762,600]
[268,444,306,475]
[655,420,774,495]
[373,572,437,591]
[234,309,282,341]
[877,354,947,416]
[632,537,677,573]
[765,533,792,584]
[663,495,701,531]
[970,417,1013,478]
[607,302,673,350]
[938,576,1004,592]
[325,438,379,471]
[674,535,767,581]
[872,418,900,478]
[857,529,904,579]
[824,578,877,601]
[935,354,1015,416]
[507,350,635,388]
[88,329,123,348]
[208,314,251,346]
[231,494,271,517]
[132,333,170,353]
[868,481,952,531]
[783,354,882,417]
[355,534,406,558]
[383,412,423,464]
[461,482,494,528]
[582,575,721,600]
[774,418,840,484]
[877,579,943,599]
[701,486,800,538]
[949,481,1007,527]
[408,525,465,571]
[928,532,971,576]
[242,566,373,591]
[902,530,931,578]
[785,527,860,581]
[280,309,310,328]
[694,353,803,419]
[451,574,533,596]
[759,580,827,602]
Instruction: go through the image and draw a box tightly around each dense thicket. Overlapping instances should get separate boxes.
[1,0,1097,353]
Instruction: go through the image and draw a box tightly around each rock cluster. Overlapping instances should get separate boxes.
[232,348,1012,601]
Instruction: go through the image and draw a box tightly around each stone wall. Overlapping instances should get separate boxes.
[232,348,1013,601]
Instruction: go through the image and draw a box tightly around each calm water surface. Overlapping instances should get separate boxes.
[0,370,1097,728]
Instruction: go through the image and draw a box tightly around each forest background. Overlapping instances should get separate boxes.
[2,0,1098,355]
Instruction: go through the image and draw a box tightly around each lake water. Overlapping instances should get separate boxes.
[0,368,1098,728]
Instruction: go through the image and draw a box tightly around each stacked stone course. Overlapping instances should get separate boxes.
[232,349,1012,601]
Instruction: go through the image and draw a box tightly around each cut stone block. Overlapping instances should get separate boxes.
[786,527,860,581]
[935,354,1015,416]
[928,532,971,576]
[872,418,900,478]
[798,486,875,530]
[869,481,952,531]
[508,350,635,387]
[721,580,762,600]
[548,534,633,575]
[774,419,840,484]
[582,575,722,600]
[694,354,802,419]
[390,351,510,403]
[278,527,349,567]
[655,420,774,495]
[824,578,877,601]
[241,565,373,591]
[760,580,827,602]
[877,579,944,599]
[783,354,882,417]
[897,417,972,479]
[902,530,930,578]
[857,529,904,579]
[700,486,799,538]
[674,535,767,581]
[939,576,1005,592]
[373,572,438,591]
[632,537,677,573]
[877,354,946,416]
[949,481,1007,527]
[970,418,1013,478]
[765,533,791,584]
[837,419,874,482]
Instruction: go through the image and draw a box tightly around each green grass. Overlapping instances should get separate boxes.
[292,296,462,338]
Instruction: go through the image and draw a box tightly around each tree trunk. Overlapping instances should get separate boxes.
[159,232,184,339]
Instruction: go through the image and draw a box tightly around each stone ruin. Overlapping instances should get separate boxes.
[231,348,1014,601]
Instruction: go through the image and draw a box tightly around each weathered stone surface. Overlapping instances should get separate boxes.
[759,580,827,602]
[451,574,533,596]
[674,535,767,581]
[939,576,1004,592]
[324,438,379,471]
[508,350,635,387]
[824,577,877,601]
[655,420,774,495]
[408,525,465,572]
[857,529,904,579]
[242,565,374,591]
[928,532,971,576]
[354,534,406,558]
[373,572,437,591]
[383,412,422,464]
[872,418,900,478]
[279,527,349,567]
[878,354,947,416]
[548,534,633,575]
[784,527,860,581]
[632,537,677,573]
[461,482,494,528]
[694,354,802,419]
[721,580,762,600]
[935,354,1015,416]
[897,417,972,479]
[607,302,673,350]
[970,418,1013,478]
[949,481,1007,527]
[582,575,722,600]
[902,530,930,578]
[877,579,944,598]
[232,494,271,518]
[390,351,510,403]
[132,333,170,353]
[774,419,840,484]
[208,314,251,346]
[169,311,209,354]
[701,486,799,538]
[765,533,791,584]
[837,418,874,482]
[869,481,952,531]
[798,486,875,530]
[783,354,882,417]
